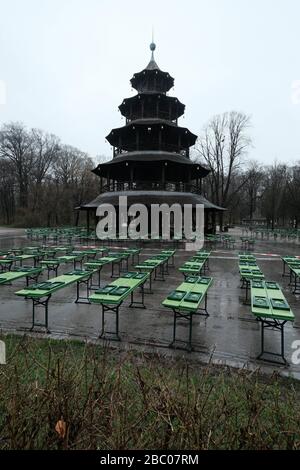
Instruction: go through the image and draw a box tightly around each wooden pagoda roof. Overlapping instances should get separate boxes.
[92,151,210,179]
[80,190,225,211]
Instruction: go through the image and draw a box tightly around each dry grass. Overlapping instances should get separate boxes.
[0,334,299,450]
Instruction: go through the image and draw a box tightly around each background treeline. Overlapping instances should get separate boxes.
[0,122,100,227]
[194,111,300,229]
[0,117,299,229]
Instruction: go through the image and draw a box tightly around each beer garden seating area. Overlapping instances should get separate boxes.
[0,225,298,367]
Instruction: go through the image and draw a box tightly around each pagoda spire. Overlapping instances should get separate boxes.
[146,39,160,71]
[150,27,155,60]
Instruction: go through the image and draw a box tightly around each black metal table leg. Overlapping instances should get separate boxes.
[89,267,102,290]
[169,296,209,352]
[169,309,177,348]
[99,303,121,341]
[256,318,288,365]
[129,282,146,308]
[75,277,91,304]
[244,279,250,304]
[282,260,286,277]
[26,272,40,287]
[29,294,51,333]
[47,264,58,279]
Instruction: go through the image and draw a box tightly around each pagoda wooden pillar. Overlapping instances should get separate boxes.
[187,168,191,184]
[161,163,165,190]
[130,166,134,189]
[212,211,216,234]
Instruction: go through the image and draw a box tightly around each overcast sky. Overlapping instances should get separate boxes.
[0,0,299,164]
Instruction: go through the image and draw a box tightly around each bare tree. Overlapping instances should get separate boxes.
[0,122,33,208]
[284,163,300,228]
[243,161,264,221]
[0,159,15,224]
[30,129,61,210]
[196,111,251,229]
[260,162,288,229]
[31,129,60,184]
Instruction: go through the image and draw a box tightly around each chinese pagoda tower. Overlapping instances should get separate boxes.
[80,42,223,235]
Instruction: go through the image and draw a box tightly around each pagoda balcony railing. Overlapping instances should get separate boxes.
[100,181,201,194]
[113,145,189,158]
[126,113,177,124]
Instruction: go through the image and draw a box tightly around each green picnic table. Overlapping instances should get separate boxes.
[24,245,57,255]
[9,247,25,256]
[222,235,236,249]
[22,245,42,251]
[250,280,295,365]
[239,253,256,263]
[205,234,218,243]
[288,263,300,295]
[162,275,213,351]
[107,251,131,274]
[134,256,167,292]
[179,261,205,278]
[281,256,300,277]
[154,250,176,270]
[239,261,264,302]
[161,249,176,267]
[0,254,38,271]
[240,237,255,251]
[73,246,107,257]
[40,254,85,278]
[71,249,101,261]
[281,257,300,294]
[84,255,123,289]
[0,266,44,286]
[179,251,210,278]
[119,248,142,265]
[89,271,149,341]
[15,269,96,332]
[50,245,74,254]
[149,253,172,274]
[190,251,210,270]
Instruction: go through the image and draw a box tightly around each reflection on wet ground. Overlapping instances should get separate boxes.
[0,227,299,378]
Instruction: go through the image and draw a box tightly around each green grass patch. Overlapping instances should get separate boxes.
[0,334,299,450]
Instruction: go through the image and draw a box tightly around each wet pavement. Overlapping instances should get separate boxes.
[0,227,300,378]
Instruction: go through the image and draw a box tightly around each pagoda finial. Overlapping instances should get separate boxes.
[150,28,156,61]
[145,31,160,71]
